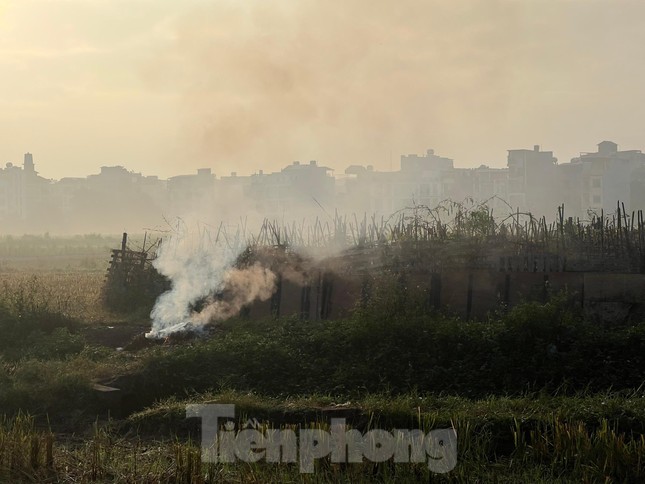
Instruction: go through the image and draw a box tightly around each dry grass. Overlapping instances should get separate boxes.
[0,271,109,324]
[3,403,644,483]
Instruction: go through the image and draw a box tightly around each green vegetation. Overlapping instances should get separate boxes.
[1,270,645,481]
[125,291,645,402]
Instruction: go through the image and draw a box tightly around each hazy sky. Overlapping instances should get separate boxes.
[1,0,644,180]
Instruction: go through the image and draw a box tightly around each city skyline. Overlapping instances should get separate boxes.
[2,138,645,182]
[2,1,645,179]
[3,138,645,235]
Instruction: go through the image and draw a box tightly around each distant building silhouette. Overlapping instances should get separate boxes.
[563,141,645,215]
[507,145,559,217]
[2,141,645,233]
[168,168,215,214]
[245,160,334,218]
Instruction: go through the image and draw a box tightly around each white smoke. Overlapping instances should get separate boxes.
[145,223,277,339]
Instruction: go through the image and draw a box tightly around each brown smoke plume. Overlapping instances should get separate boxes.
[190,262,277,326]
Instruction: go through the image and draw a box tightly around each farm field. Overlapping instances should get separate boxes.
[1,259,645,481]
[0,234,126,271]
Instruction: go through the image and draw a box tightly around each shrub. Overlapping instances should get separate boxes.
[123,292,645,406]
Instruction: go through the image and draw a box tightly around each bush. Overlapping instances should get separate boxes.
[121,291,645,407]
[0,357,94,417]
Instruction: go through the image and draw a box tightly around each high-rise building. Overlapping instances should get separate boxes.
[507,145,560,217]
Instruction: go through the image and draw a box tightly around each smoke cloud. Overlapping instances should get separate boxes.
[144,0,521,172]
[3,1,645,179]
[190,263,277,327]
[146,222,276,339]
[138,0,645,174]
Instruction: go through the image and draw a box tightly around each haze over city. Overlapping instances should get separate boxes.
[2,0,645,180]
[4,3,645,482]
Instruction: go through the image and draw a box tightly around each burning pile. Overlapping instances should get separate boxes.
[144,223,312,339]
